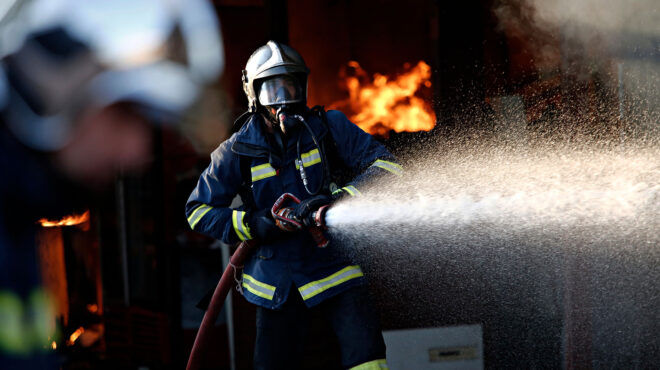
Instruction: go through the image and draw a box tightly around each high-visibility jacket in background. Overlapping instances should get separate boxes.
[185,109,401,309]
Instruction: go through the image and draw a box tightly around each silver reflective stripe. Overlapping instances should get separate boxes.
[371,159,403,176]
[188,204,213,230]
[232,210,252,241]
[300,149,321,168]
[298,265,364,300]
[242,274,276,300]
[251,163,277,182]
[295,149,322,169]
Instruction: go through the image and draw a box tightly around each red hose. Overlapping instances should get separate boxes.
[186,240,257,370]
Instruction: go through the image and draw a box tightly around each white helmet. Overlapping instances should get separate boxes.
[242,41,309,113]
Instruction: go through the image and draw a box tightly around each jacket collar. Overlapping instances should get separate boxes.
[232,113,272,154]
[231,109,328,159]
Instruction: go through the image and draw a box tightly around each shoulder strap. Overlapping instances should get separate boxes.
[237,154,256,209]
[310,106,354,192]
[231,111,253,134]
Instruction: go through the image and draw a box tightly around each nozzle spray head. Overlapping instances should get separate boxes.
[312,204,330,229]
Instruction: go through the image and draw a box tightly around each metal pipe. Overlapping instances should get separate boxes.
[115,176,130,306]
[219,242,236,370]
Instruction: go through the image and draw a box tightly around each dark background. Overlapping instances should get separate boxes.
[44,0,658,369]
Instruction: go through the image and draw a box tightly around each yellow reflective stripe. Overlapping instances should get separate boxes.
[239,212,252,240]
[232,210,252,241]
[350,359,388,370]
[302,149,319,159]
[295,149,322,169]
[371,159,403,176]
[332,186,361,197]
[251,163,277,182]
[242,274,276,300]
[0,289,57,355]
[298,265,364,300]
[188,204,213,230]
[302,149,321,166]
[187,204,206,224]
[342,185,361,196]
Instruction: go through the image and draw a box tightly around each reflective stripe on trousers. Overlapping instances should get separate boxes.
[350,359,389,370]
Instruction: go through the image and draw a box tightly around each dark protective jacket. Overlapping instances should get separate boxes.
[185,109,402,309]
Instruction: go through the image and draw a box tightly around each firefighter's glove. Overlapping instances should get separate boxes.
[293,195,331,227]
[247,209,287,241]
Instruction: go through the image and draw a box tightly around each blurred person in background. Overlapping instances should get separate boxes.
[0,0,223,368]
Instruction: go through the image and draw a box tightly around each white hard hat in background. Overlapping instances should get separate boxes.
[0,0,225,151]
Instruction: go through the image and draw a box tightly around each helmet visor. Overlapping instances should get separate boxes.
[257,75,303,106]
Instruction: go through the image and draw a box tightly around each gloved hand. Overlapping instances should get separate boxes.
[293,195,331,226]
[247,208,288,241]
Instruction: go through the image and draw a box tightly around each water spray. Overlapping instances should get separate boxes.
[323,144,659,247]
[318,140,659,367]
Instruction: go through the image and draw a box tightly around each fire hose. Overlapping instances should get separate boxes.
[186,193,330,370]
[185,239,256,370]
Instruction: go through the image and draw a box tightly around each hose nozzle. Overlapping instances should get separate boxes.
[312,204,330,229]
[271,193,330,248]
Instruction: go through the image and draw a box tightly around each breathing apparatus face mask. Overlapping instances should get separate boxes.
[257,75,304,134]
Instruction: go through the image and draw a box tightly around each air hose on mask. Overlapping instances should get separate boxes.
[292,114,330,195]
[276,107,329,195]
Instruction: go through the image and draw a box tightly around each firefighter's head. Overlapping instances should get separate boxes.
[242,41,309,134]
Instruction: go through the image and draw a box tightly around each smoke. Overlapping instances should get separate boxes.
[491,0,660,143]
[494,0,659,46]
[498,0,658,33]
[493,0,659,78]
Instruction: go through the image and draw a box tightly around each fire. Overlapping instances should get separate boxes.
[51,341,57,350]
[67,327,85,346]
[330,61,436,136]
[39,210,90,228]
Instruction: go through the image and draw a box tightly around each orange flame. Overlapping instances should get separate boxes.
[330,61,436,136]
[39,210,90,228]
[51,341,57,350]
[67,327,84,346]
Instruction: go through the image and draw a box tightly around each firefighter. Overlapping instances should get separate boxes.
[0,1,223,368]
[186,41,401,369]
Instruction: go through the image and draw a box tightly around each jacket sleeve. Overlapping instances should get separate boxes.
[326,110,402,195]
[185,138,247,244]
